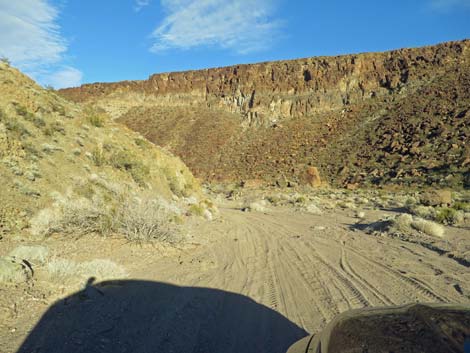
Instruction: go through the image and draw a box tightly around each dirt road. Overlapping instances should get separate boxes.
[6,206,470,353]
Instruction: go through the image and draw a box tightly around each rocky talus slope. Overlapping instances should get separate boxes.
[0,62,199,238]
[60,40,470,189]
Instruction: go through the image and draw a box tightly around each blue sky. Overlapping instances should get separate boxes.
[1,0,469,88]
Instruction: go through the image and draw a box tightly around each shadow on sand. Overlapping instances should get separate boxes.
[17,279,308,353]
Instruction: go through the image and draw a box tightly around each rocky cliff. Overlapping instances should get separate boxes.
[59,40,470,189]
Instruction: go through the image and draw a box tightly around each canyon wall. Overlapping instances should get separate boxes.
[61,40,469,126]
[59,40,470,188]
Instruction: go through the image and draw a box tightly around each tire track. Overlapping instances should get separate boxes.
[339,248,395,306]
[344,245,450,303]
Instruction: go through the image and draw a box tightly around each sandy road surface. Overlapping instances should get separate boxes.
[7,207,470,353]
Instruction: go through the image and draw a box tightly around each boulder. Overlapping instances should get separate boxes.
[305,167,322,188]
[0,256,31,283]
[420,190,452,206]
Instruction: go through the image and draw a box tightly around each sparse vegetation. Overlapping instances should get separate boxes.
[87,114,105,127]
[117,195,179,243]
[29,189,182,243]
[391,213,445,238]
[110,150,149,187]
[91,146,106,166]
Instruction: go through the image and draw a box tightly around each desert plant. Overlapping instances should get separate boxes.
[87,114,105,127]
[117,195,178,243]
[453,202,470,212]
[110,150,149,187]
[5,119,30,138]
[30,194,114,237]
[91,146,106,166]
[411,218,445,237]
[435,207,463,225]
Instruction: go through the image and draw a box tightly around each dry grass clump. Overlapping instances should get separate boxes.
[116,195,179,243]
[29,189,182,243]
[30,194,114,237]
[87,114,106,127]
[411,218,445,238]
[46,258,127,283]
[392,213,444,238]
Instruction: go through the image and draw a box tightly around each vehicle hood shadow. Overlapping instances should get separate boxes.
[17,278,308,353]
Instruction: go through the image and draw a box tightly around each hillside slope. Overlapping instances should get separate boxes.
[59,40,470,188]
[0,62,199,239]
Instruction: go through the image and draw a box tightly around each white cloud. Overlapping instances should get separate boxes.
[430,0,470,10]
[0,0,82,88]
[150,0,283,54]
[135,0,151,12]
[40,66,83,89]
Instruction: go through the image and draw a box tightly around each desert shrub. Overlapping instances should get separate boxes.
[0,56,10,65]
[30,195,114,237]
[453,202,470,212]
[391,213,444,237]
[31,191,180,243]
[87,114,105,127]
[15,104,28,117]
[44,121,66,136]
[435,207,464,225]
[110,150,149,187]
[5,119,30,138]
[266,195,281,205]
[116,195,178,243]
[189,204,206,216]
[392,213,413,232]
[46,259,79,282]
[411,218,445,237]
[91,146,106,166]
[19,109,46,129]
[410,205,435,220]
[134,137,151,149]
[14,180,40,197]
[22,142,42,159]
[41,143,62,153]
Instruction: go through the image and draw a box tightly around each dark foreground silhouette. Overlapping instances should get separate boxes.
[18,279,308,353]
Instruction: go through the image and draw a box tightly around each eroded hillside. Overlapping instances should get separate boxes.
[0,62,201,239]
[59,40,470,189]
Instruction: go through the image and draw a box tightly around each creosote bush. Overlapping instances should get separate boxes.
[30,190,181,243]
[117,195,178,243]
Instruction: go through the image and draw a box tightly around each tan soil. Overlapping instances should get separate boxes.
[1,203,469,353]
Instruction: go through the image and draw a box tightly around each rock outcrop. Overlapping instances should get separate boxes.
[59,40,470,189]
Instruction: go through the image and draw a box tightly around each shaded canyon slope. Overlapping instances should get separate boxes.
[59,40,470,189]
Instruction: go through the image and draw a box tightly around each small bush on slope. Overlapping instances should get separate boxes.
[30,190,181,243]
[0,61,200,237]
